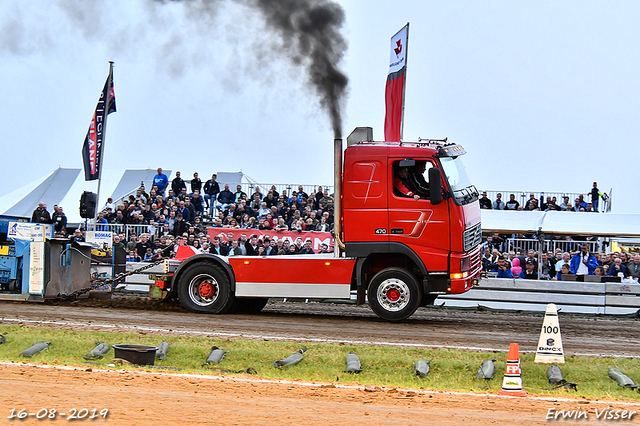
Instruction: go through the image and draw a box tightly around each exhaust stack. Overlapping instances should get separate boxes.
[334,137,343,257]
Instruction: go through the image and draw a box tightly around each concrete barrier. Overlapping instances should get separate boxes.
[438,278,639,315]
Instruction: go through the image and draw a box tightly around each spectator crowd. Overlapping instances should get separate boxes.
[32,168,336,261]
[482,235,640,281]
[478,182,607,213]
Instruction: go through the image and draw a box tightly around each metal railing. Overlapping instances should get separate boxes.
[225,183,334,202]
[98,224,160,241]
[498,238,598,254]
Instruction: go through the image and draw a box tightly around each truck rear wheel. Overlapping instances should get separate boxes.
[367,267,422,321]
[178,262,235,314]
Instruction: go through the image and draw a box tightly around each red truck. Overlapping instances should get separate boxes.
[149,127,482,321]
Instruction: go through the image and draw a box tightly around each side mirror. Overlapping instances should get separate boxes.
[428,168,442,205]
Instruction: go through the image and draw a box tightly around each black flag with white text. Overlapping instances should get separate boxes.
[82,63,116,181]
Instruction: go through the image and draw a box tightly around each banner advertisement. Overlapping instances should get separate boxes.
[207,228,333,252]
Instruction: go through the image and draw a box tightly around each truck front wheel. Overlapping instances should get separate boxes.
[368,267,422,321]
[178,262,235,314]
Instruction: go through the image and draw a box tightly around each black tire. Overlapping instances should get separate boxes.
[234,298,269,314]
[367,267,422,321]
[177,262,235,314]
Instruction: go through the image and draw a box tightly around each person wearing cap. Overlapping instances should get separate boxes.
[479,192,492,210]
[518,260,538,279]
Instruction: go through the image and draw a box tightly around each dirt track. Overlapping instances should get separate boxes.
[1,297,639,357]
[2,363,640,426]
[1,298,640,425]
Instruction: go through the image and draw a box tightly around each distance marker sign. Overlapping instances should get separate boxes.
[535,303,565,363]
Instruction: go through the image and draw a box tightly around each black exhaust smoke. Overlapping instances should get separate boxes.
[159,0,349,137]
[251,0,348,138]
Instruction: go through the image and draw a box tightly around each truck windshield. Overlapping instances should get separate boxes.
[439,156,478,205]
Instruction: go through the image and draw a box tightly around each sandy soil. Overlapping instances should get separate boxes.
[3,362,639,426]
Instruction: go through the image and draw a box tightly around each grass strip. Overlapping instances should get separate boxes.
[0,325,638,400]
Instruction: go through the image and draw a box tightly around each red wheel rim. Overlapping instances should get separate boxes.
[199,282,216,298]
[386,288,401,302]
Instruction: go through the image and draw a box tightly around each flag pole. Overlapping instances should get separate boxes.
[92,61,114,231]
[400,22,409,141]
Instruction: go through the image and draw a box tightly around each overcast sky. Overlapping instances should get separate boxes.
[1,0,639,213]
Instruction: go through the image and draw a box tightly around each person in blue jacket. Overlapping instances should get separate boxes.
[556,263,572,280]
[518,260,538,279]
[217,184,235,212]
[153,167,169,195]
[607,257,627,277]
[493,256,513,278]
[569,244,598,275]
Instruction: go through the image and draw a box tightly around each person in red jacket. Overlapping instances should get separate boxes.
[394,167,420,200]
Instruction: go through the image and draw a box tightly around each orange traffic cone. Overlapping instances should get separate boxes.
[497,343,528,397]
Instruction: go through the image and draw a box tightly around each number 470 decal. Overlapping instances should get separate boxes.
[375,228,387,234]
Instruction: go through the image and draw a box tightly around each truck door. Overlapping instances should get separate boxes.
[388,159,450,271]
[342,158,388,243]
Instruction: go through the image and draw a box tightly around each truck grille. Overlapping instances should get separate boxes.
[469,246,481,272]
[463,222,482,253]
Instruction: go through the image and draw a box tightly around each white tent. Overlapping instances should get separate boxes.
[0,167,170,224]
[0,168,257,225]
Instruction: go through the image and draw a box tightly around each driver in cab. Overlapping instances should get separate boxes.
[394,167,420,201]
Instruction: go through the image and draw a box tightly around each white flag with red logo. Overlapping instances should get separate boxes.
[384,23,409,141]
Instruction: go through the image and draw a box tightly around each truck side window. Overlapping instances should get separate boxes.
[393,160,432,200]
